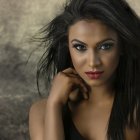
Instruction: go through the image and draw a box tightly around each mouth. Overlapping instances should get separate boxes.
[85,71,104,79]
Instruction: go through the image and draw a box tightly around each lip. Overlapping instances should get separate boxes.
[85,71,104,79]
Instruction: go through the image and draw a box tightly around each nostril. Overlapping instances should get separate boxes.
[88,54,101,67]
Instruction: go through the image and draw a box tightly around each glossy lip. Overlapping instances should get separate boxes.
[85,71,104,79]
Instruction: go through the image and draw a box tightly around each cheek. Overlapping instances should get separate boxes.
[103,51,120,71]
[69,51,86,70]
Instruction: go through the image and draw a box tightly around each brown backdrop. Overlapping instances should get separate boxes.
[0,0,139,139]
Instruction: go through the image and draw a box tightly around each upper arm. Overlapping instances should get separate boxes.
[29,99,47,140]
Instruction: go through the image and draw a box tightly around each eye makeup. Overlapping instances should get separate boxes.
[72,43,87,52]
[70,38,116,53]
[97,42,114,51]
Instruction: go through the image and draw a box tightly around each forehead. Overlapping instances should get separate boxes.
[68,20,118,42]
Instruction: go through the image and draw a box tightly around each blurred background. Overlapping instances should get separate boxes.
[0,0,139,139]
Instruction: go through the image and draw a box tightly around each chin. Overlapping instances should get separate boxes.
[88,82,104,87]
[84,79,105,87]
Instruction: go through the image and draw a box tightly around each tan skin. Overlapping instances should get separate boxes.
[29,20,139,140]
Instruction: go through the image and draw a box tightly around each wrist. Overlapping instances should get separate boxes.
[47,96,64,110]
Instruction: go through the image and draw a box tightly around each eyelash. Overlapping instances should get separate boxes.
[97,43,114,50]
[73,43,114,52]
[73,44,86,51]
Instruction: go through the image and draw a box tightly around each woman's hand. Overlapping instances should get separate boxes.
[47,67,89,108]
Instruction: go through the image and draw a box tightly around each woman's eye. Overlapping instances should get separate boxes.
[73,44,87,51]
[98,43,114,50]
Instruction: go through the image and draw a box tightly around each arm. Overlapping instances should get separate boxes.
[29,99,65,140]
[29,100,46,140]
[44,99,65,140]
[29,68,88,140]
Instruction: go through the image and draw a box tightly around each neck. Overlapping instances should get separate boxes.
[87,84,115,106]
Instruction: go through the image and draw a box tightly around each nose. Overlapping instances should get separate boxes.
[88,50,101,68]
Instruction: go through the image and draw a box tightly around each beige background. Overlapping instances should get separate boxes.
[0,0,139,139]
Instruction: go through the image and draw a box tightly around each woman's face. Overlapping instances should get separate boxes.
[68,20,121,87]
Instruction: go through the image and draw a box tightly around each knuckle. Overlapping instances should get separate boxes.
[58,71,72,83]
[57,71,65,77]
[65,76,71,83]
[58,71,64,75]
[66,67,72,70]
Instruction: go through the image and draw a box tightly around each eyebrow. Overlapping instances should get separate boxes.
[71,38,115,46]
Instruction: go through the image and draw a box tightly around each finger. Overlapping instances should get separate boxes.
[62,67,78,75]
[69,88,80,101]
[78,83,89,99]
[62,68,89,99]
[71,78,89,99]
[61,70,79,80]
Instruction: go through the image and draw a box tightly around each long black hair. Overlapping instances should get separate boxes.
[36,0,140,139]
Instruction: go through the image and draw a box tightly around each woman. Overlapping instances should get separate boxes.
[29,0,140,140]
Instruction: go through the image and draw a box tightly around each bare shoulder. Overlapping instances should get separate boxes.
[29,98,47,118]
[29,98,47,140]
